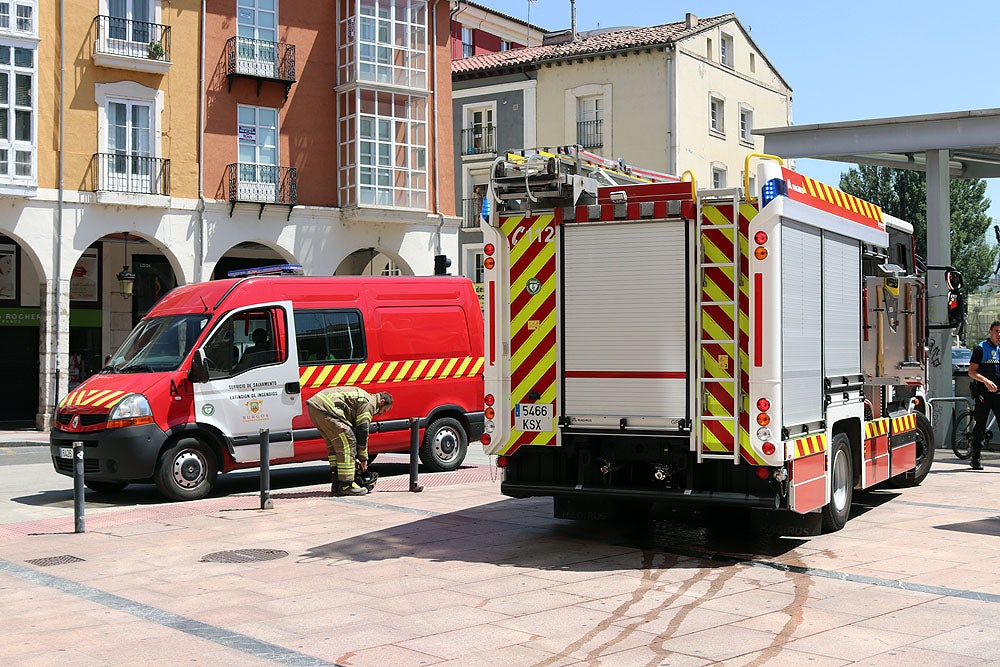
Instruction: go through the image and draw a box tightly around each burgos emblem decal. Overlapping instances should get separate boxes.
[246,400,263,414]
[201,403,215,417]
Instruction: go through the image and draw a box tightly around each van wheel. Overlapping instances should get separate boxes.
[821,433,853,532]
[84,480,129,494]
[420,417,468,472]
[886,412,934,488]
[154,438,218,501]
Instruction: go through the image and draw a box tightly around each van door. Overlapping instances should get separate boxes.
[193,300,301,462]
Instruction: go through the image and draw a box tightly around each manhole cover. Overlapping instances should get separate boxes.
[26,555,85,567]
[201,548,288,563]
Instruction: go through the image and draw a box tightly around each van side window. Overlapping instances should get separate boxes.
[204,308,284,378]
[294,310,365,364]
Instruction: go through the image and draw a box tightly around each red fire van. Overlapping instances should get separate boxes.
[49,276,485,500]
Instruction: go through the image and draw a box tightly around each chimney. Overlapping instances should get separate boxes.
[685,13,698,28]
[571,0,577,41]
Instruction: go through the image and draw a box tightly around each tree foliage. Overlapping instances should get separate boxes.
[839,165,996,293]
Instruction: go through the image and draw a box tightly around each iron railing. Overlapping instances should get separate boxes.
[576,119,603,149]
[227,163,297,206]
[461,125,496,155]
[462,197,484,228]
[225,35,296,83]
[91,153,170,196]
[93,16,171,61]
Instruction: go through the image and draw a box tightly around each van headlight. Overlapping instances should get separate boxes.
[107,394,154,429]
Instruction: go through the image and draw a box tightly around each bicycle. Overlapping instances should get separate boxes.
[952,404,997,459]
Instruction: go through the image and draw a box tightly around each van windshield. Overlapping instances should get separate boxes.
[104,314,212,373]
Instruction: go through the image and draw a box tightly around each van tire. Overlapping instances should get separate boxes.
[154,438,218,501]
[420,417,468,472]
[821,433,853,532]
[84,480,129,494]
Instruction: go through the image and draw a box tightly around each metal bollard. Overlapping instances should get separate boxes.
[72,440,85,533]
[409,417,423,492]
[260,428,273,509]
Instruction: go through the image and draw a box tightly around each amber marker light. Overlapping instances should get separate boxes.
[757,412,771,427]
[484,257,495,270]
[485,407,495,419]
[754,247,768,260]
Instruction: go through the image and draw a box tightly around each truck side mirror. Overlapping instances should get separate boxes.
[188,349,209,384]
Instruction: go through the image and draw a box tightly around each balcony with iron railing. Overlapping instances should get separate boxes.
[226,36,296,98]
[461,125,496,156]
[91,153,170,197]
[92,16,171,74]
[227,163,297,219]
[576,119,603,149]
[462,197,485,229]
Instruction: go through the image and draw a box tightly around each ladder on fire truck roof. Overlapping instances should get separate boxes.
[695,190,747,463]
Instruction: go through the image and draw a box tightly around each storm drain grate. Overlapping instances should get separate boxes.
[201,548,288,564]
[26,555,86,567]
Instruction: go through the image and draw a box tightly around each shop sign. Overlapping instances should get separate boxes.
[0,307,40,327]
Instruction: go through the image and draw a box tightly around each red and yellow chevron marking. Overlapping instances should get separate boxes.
[891,413,917,435]
[700,203,763,463]
[58,389,127,409]
[865,418,890,439]
[500,213,558,454]
[299,356,483,389]
[791,433,827,458]
[782,168,884,232]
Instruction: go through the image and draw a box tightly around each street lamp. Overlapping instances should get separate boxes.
[117,232,135,299]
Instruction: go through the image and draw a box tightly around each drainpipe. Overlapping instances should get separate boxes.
[196,0,207,283]
[432,0,444,259]
[666,46,676,175]
[49,0,66,428]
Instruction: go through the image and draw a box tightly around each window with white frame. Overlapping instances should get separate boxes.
[0,44,35,183]
[712,166,726,189]
[0,1,33,35]
[358,89,427,208]
[237,105,278,192]
[103,98,155,193]
[739,106,753,144]
[577,96,603,148]
[720,33,733,68]
[236,0,278,78]
[472,251,484,283]
[359,0,427,88]
[463,104,494,155]
[108,0,152,43]
[461,25,473,57]
[500,39,511,51]
[710,96,724,134]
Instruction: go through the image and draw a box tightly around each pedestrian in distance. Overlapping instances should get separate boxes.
[305,386,392,495]
[967,320,1000,470]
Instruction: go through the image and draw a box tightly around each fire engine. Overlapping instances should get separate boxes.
[478,146,935,532]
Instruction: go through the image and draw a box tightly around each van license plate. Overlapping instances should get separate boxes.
[514,403,553,432]
[59,447,74,459]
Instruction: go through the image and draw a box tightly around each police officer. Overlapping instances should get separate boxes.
[967,320,1000,470]
[306,387,392,495]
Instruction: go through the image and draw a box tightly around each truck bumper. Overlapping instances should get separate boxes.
[50,423,168,482]
[501,481,779,510]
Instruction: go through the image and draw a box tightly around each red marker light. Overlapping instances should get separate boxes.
[754,231,768,245]
[484,243,495,256]
[485,394,495,406]
[762,442,776,456]
[756,398,771,412]
[496,455,509,468]
[480,433,492,445]
[754,466,770,479]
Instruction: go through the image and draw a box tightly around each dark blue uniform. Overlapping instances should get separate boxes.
[970,339,1000,466]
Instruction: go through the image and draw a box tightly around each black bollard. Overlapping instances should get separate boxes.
[409,417,423,492]
[260,428,273,509]
[73,440,85,533]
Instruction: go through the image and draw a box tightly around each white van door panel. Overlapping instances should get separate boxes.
[193,300,301,462]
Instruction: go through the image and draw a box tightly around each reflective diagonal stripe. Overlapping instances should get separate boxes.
[298,356,483,388]
[791,434,828,458]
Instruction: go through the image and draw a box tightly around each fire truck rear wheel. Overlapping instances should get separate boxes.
[886,412,934,488]
[821,433,853,532]
[420,417,468,472]
[154,438,218,501]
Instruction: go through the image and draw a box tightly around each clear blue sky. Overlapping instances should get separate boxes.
[481,0,1000,221]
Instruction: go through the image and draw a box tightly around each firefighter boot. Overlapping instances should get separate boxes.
[329,471,339,496]
[335,480,368,496]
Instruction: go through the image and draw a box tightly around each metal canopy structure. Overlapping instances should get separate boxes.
[756,108,1000,444]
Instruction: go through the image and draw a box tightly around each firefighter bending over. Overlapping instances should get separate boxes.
[306,386,393,496]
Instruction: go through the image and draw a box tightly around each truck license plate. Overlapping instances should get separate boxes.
[59,447,74,459]
[514,403,553,432]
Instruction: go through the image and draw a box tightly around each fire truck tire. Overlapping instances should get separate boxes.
[887,412,934,488]
[821,433,853,532]
[84,480,129,494]
[154,438,218,501]
[419,417,468,472]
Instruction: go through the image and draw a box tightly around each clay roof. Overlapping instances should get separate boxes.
[453,13,735,76]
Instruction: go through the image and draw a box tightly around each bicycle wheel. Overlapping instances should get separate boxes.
[952,410,975,460]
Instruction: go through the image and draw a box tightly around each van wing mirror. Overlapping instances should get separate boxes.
[189,349,210,384]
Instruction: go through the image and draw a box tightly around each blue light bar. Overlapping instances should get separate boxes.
[227,263,304,278]
[760,178,788,208]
